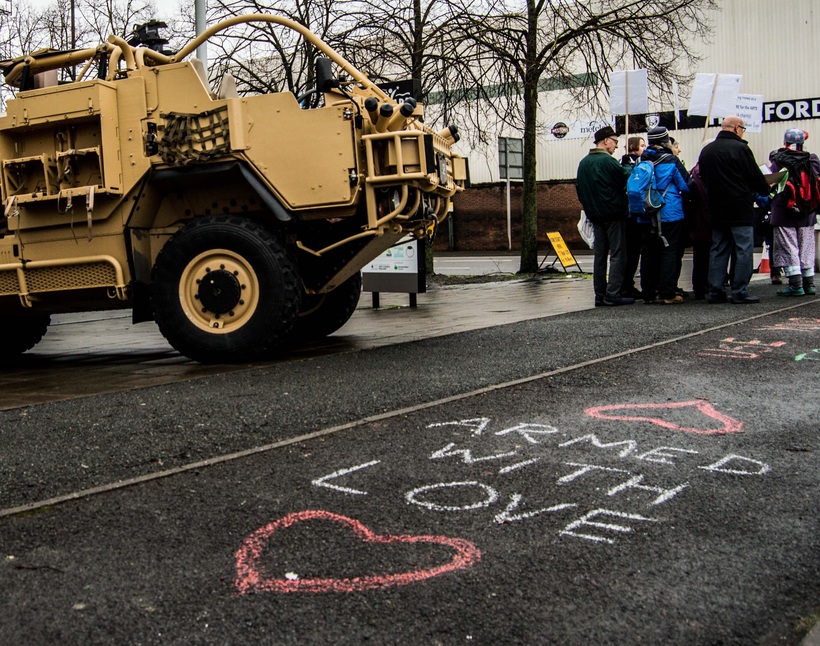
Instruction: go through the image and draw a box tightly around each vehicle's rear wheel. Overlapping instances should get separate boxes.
[152,215,301,363]
[289,272,362,343]
[0,314,50,362]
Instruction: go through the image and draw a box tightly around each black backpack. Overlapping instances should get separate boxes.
[771,149,820,214]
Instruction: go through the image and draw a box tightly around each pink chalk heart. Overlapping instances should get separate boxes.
[234,510,481,594]
[584,400,743,435]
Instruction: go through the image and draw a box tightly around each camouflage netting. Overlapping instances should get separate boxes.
[158,107,231,165]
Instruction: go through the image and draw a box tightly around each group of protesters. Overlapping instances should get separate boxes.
[575,116,820,307]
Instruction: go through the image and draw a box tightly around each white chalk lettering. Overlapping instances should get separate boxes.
[405,481,499,511]
[560,509,657,544]
[494,494,576,524]
[557,462,629,484]
[430,442,517,464]
[607,475,689,506]
[498,458,541,474]
[494,423,559,444]
[426,418,491,436]
[311,460,381,495]
[636,446,699,465]
[559,434,638,457]
[699,454,771,476]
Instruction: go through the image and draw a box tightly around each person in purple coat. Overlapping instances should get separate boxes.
[768,128,820,296]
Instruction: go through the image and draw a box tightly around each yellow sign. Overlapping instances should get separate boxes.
[546,231,580,271]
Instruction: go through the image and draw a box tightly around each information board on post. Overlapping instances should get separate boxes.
[361,238,426,307]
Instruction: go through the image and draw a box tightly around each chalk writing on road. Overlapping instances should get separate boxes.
[698,317,820,360]
[756,317,820,332]
[310,408,769,547]
[697,338,787,359]
[795,349,820,362]
[234,510,481,595]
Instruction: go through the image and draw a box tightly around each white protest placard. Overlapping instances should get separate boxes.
[688,73,742,118]
[610,70,649,115]
[735,94,763,133]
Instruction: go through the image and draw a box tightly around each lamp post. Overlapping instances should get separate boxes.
[195,0,207,66]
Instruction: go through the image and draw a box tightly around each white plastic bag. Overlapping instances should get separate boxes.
[577,210,595,249]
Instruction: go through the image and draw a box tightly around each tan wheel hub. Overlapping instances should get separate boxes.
[179,249,260,333]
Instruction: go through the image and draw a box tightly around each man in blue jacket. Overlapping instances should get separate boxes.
[576,126,634,306]
[698,116,771,304]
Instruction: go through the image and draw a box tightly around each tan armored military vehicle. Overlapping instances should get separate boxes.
[0,14,466,363]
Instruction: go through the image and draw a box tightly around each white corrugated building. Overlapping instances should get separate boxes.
[461,0,820,183]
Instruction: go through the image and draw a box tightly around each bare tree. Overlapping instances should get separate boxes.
[0,0,187,106]
[445,0,717,273]
[202,0,346,96]
[0,3,51,108]
[79,0,160,43]
[326,0,459,122]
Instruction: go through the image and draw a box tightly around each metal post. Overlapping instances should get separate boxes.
[70,0,76,79]
[506,177,512,251]
[502,137,512,251]
[195,0,207,67]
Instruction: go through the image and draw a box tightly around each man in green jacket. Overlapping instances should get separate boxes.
[576,126,634,306]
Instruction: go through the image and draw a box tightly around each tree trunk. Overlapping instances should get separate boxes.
[519,0,540,274]
[519,81,540,273]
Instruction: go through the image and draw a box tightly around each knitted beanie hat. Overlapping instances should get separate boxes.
[647,126,670,144]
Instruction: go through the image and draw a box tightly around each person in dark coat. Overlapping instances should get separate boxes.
[576,126,634,306]
[685,163,712,298]
[697,115,772,304]
[619,136,646,299]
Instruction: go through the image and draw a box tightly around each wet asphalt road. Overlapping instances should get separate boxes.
[0,283,818,645]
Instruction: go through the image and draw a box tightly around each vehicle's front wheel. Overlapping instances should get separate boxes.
[152,216,301,363]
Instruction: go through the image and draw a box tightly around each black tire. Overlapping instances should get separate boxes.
[289,271,362,343]
[151,216,301,363]
[0,315,50,362]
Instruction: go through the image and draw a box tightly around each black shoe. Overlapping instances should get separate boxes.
[707,293,728,304]
[621,287,643,299]
[729,296,760,304]
[603,296,635,306]
[693,293,706,300]
[595,299,604,307]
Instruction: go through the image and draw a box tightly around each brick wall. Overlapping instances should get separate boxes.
[435,181,585,252]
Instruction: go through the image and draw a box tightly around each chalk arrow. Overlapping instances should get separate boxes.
[311,460,381,495]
